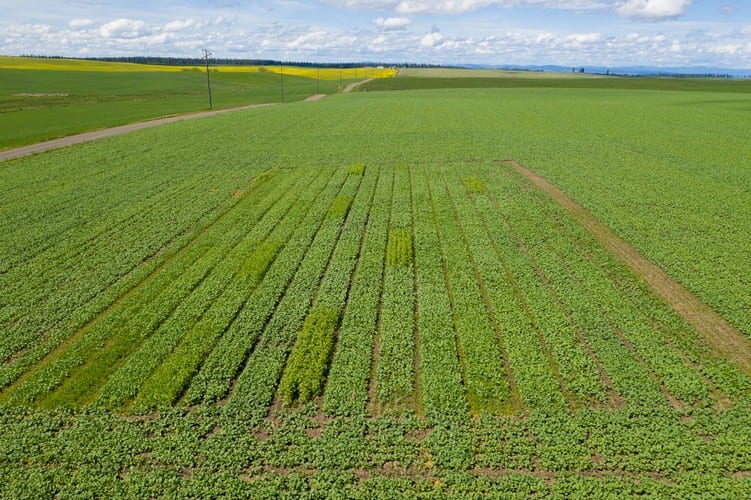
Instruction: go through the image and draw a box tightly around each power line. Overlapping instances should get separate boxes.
[202,49,213,109]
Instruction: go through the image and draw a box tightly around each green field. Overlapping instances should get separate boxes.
[363,73,751,93]
[0,57,366,150]
[2,79,751,496]
[396,67,607,78]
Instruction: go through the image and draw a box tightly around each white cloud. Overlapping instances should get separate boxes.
[69,19,94,29]
[2,3,751,69]
[396,0,495,15]
[709,43,742,55]
[13,24,54,35]
[163,20,201,32]
[373,17,411,30]
[323,0,608,15]
[100,18,149,39]
[324,0,698,20]
[420,31,443,48]
[567,32,602,43]
[615,0,691,20]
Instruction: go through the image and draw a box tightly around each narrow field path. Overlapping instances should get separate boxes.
[507,159,751,375]
[343,78,373,93]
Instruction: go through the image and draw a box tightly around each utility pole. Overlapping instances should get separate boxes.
[202,49,213,109]
[317,67,320,94]
[280,62,285,102]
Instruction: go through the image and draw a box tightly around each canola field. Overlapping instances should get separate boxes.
[1,85,751,496]
[0,56,397,80]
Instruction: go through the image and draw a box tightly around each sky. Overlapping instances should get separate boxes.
[2,1,751,68]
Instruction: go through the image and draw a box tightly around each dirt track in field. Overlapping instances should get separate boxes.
[507,160,751,375]
[343,78,373,93]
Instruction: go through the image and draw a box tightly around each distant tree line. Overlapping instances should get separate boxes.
[19,54,453,69]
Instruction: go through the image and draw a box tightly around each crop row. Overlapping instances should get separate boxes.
[375,165,416,411]
[279,307,340,406]
[0,165,267,399]
[409,166,468,421]
[502,163,717,406]
[222,166,363,420]
[481,165,668,409]
[277,164,377,407]
[182,166,351,408]
[0,168,302,406]
[322,165,392,417]
[0,140,264,346]
[511,167,751,404]
[464,169,608,410]
[0,170,222,362]
[122,168,334,410]
[442,172,568,411]
[423,167,513,415]
[6,161,743,417]
[485,164,704,410]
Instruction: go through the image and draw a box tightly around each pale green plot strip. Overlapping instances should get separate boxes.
[0,170,288,407]
[128,169,330,410]
[220,166,359,419]
[90,168,326,410]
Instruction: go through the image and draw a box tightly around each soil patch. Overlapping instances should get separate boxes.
[343,79,373,93]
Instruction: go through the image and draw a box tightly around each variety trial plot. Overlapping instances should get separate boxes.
[2,149,751,494]
[2,162,747,419]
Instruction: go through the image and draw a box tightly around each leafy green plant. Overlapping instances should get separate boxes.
[279,307,340,406]
[348,162,365,175]
[386,229,413,267]
[463,175,485,194]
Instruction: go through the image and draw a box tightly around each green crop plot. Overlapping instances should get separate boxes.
[1,83,751,496]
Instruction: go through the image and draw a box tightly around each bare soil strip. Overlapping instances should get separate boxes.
[0,102,277,163]
[342,79,373,93]
[507,160,751,375]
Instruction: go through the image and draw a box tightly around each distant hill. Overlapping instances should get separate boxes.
[464,63,751,78]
